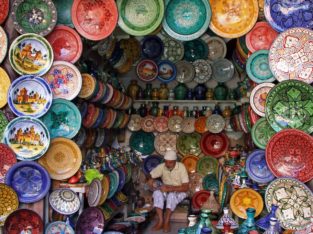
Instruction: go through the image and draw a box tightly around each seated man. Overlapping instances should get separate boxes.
[147,150,189,233]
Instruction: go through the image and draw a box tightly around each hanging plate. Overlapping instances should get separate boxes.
[0,67,10,108]
[127,114,142,132]
[0,143,16,184]
[99,175,110,205]
[168,115,183,132]
[201,35,227,62]
[0,0,9,25]
[88,178,102,207]
[143,155,163,175]
[0,26,7,64]
[157,60,177,83]
[76,207,104,234]
[161,36,184,62]
[53,0,74,27]
[192,190,211,210]
[206,114,225,133]
[136,59,158,82]
[140,115,155,133]
[212,59,235,83]
[183,39,208,62]
[45,221,75,234]
[193,59,212,84]
[0,183,19,227]
[175,60,195,83]
[200,132,229,158]
[141,35,164,60]
[154,132,177,156]
[250,82,275,117]
[196,156,218,176]
[181,154,199,174]
[181,117,196,133]
[129,131,155,155]
[176,132,201,156]
[107,171,119,199]
[153,116,168,133]
[251,117,275,150]
[194,116,208,134]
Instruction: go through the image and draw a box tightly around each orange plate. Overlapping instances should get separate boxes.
[181,155,199,174]
[194,116,208,134]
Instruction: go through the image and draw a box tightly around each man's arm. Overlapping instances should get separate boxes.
[160,182,189,193]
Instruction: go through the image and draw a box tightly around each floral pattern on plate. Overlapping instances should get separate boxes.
[154,132,177,156]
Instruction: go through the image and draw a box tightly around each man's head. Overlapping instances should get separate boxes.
[164,150,177,170]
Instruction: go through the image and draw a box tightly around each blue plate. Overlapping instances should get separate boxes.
[141,36,164,60]
[116,168,126,192]
[246,149,275,184]
[107,171,119,199]
[157,60,177,83]
[8,75,52,118]
[143,155,163,175]
[212,59,235,83]
[264,0,313,32]
[183,39,208,62]
[40,99,81,139]
[5,161,51,203]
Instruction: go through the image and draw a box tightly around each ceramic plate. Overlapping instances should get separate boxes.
[212,59,235,83]
[76,207,104,234]
[3,116,50,160]
[0,184,18,227]
[192,190,211,210]
[265,80,313,133]
[78,74,96,99]
[143,155,162,175]
[181,155,199,174]
[0,143,16,184]
[9,33,53,75]
[129,131,155,155]
[99,175,110,205]
[209,0,259,38]
[11,0,57,36]
[161,36,184,62]
[196,156,218,176]
[5,161,50,203]
[177,132,201,156]
[200,132,229,158]
[201,35,227,62]
[49,189,80,215]
[265,178,313,230]
[250,82,275,117]
[163,0,211,41]
[136,59,158,82]
[175,60,195,83]
[269,27,313,83]
[53,0,73,27]
[193,59,212,84]
[202,174,219,194]
[168,115,183,132]
[266,129,313,182]
[117,0,164,36]
[141,115,155,132]
[154,132,177,156]
[108,171,119,199]
[38,138,82,180]
[116,168,126,192]
[127,114,142,132]
[189,172,203,195]
[0,0,9,25]
[194,116,208,134]
[206,114,225,133]
[72,0,118,41]
[88,178,102,207]
[157,60,177,83]
[251,118,275,150]
[153,116,168,132]
[141,35,164,60]
[0,67,10,108]
[45,221,75,234]
[0,26,7,64]
[46,26,82,63]
[181,117,195,133]
[230,188,264,219]
[183,39,208,62]
[0,111,8,142]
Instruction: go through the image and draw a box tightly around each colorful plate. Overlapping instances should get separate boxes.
[5,161,51,203]
[269,27,313,84]
[183,39,208,62]
[45,221,75,234]
[3,116,50,160]
[202,174,219,195]
[11,0,57,36]
[181,117,195,134]
[163,0,211,41]
[88,178,102,207]
[116,168,126,192]
[0,67,10,108]
[108,171,119,199]
[189,172,204,195]
[153,116,168,132]
[0,183,18,227]
[38,138,82,180]
[201,35,227,62]
[212,59,235,83]
[175,60,195,83]
[194,116,208,134]
[266,129,313,182]
[177,132,201,156]
[200,132,229,158]
[209,0,259,38]
[0,0,9,25]
[157,60,177,83]
[168,115,183,132]
[193,59,212,84]
[117,0,164,36]
[127,114,142,132]
[143,155,162,175]
[76,207,104,234]
[78,74,96,99]
[154,132,177,156]
[141,115,155,133]
[251,117,275,150]
[161,36,184,62]
[141,35,164,60]
[0,112,8,142]
[71,0,118,41]
[53,0,74,27]
[99,175,110,205]
[192,190,211,210]
[250,82,275,117]
[136,59,158,82]
[46,25,82,63]
[0,143,16,184]
[196,156,218,176]
[129,131,155,155]
[181,155,199,174]
[206,114,225,133]
[49,189,80,215]
[0,26,7,64]
[265,80,313,133]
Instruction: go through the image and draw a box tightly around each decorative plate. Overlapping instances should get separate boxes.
[127,114,142,132]
[9,33,53,75]
[181,117,195,133]
[200,132,229,158]
[245,22,278,53]
[11,0,57,36]
[117,0,164,36]
[141,36,164,60]
[0,67,10,108]
[3,116,50,160]
[209,0,259,38]
[206,114,225,133]
[196,156,218,176]
[181,155,199,174]
[175,60,195,83]
[162,0,211,41]
[268,27,313,84]
[0,26,7,64]
[161,37,184,62]
[168,115,183,132]
[108,171,119,199]
[0,0,9,25]
[53,0,73,27]
[192,190,211,210]
[45,221,75,234]
[230,188,264,219]
[49,189,80,215]
[193,59,212,84]
[129,131,155,155]
[38,138,82,180]
[202,174,219,195]
[154,132,177,156]
[212,59,235,83]
[46,26,82,63]
[71,0,118,41]
[201,35,227,62]
[250,82,275,117]
[157,60,177,83]
[266,129,313,182]
[76,207,104,234]
[4,209,43,233]
[153,116,168,132]
[265,80,313,133]
[265,178,313,230]
[99,175,110,205]
[78,74,96,99]
[264,0,313,32]
[251,118,275,150]
[246,50,275,83]
[5,161,51,203]
[194,116,208,134]
[0,183,18,227]
[177,132,201,156]
[116,168,126,192]
[189,172,203,195]
[0,143,16,184]
[88,178,102,207]
[246,149,275,184]
[143,155,162,175]
[136,59,158,82]
[183,39,208,62]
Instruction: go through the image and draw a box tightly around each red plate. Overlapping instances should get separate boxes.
[266,129,313,183]
[71,0,118,41]
[0,143,16,183]
[46,25,83,63]
[192,190,211,210]
[200,132,229,158]
[154,116,169,132]
[0,0,9,25]
[136,59,158,82]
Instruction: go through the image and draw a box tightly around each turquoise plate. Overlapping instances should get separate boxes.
[107,171,119,199]
[129,131,155,155]
[183,39,208,62]
[40,99,81,139]
[53,0,74,27]
[163,0,211,41]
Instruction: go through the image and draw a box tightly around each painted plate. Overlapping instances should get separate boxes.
[192,190,211,210]
[157,60,177,83]
[266,129,313,182]
[163,0,211,41]
[0,111,8,142]
[5,161,51,203]
[153,116,168,132]
[143,155,162,175]
[269,27,313,83]
[264,0,313,32]
[230,188,264,219]
[141,115,155,133]
[72,0,118,41]
[181,117,195,133]
[49,189,80,215]
[0,26,7,64]
[202,174,219,194]
[200,132,229,158]
[183,39,208,62]
[194,116,208,134]
[116,167,126,192]
[265,178,313,230]
[78,74,96,99]
[3,116,50,160]
[212,59,235,83]
[177,132,201,156]
[201,35,227,62]
[265,80,313,133]
[99,175,110,205]
[46,26,82,63]
[38,138,82,180]
[53,0,74,27]
[108,171,119,199]
[175,60,195,83]
[189,172,203,195]
[181,155,199,174]
[136,59,158,82]
[88,178,102,207]
[76,207,104,234]
[209,0,259,38]
[45,221,75,234]
[251,117,275,150]
[127,114,142,132]
[154,132,177,156]
[168,115,183,132]
[9,33,54,75]
[206,114,225,133]
[8,75,52,118]
[0,0,9,25]
[196,156,218,176]
[129,131,155,155]
[0,67,10,108]
[0,184,18,227]
[246,50,275,83]
[161,36,184,62]
[141,35,164,60]
[246,149,275,184]
[11,0,57,36]
[40,99,81,139]
[193,59,212,84]
[0,143,16,184]
[250,82,275,117]
[117,0,164,36]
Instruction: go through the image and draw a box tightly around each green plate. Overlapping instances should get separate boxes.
[163,0,211,41]
[202,174,219,195]
[265,80,313,133]
[53,0,74,27]
[129,131,155,155]
[117,0,164,36]
[107,171,119,199]
[251,118,275,149]
[196,156,218,176]
[176,132,201,156]
[0,111,8,142]
[183,39,208,62]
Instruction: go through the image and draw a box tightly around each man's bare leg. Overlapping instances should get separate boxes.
[152,208,163,231]
[163,208,172,233]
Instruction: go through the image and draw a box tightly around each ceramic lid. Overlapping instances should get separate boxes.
[49,189,80,215]
[0,183,19,227]
[201,35,227,62]
[183,39,208,62]
[161,36,184,62]
[0,67,10,108]
[0,26,8,64]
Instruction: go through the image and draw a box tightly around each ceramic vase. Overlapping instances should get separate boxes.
[188,215,198,227]
[194,84,207,100]
[187,88,194,100]
[159,83,169,100]
[264,218,280,234]
[138,104,148,117]
[256,204,281,232]
[214,83,228,100]
[144,83,152,100]
[222,106,232,118]
[206,88,214,100]
[168,89,175,100]
[216,207,239,230]
[174,83,187,100]
[212,105,222,115]
[151,88,159,100]
[202,191,220,214]
[127,80,141,99]
[201,227,212,234]
[150,102,159,117]
[237,208,257,234]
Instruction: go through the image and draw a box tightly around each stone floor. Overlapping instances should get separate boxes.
[143,219,188,234]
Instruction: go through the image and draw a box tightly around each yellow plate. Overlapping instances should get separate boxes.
[209,0,259,38]
[230,188,263,219]
[0,183,19,226]
[78,73,96,99]
[99,175,110,205]
[0,67,10,108]
[38,138,82,180]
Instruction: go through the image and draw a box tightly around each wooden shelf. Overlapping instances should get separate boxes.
[133,99,248,105]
